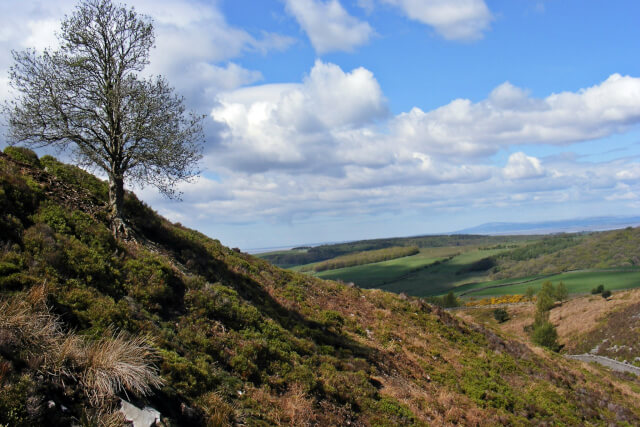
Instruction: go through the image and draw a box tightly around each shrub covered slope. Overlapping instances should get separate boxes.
[1,148,640,426]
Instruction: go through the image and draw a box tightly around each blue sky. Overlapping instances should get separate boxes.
[2,0,640,250]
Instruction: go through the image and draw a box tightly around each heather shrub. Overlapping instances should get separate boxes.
[493,308,509,323]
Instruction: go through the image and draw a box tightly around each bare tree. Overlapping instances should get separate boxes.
[5,0,203,237]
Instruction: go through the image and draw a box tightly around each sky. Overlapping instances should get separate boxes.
[1,0,640,250]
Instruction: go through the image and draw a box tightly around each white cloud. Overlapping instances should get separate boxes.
[391,74,640,158]
[381,0,492,40]
[200,66,640,230]
[0,0,292,113]
[24,19,61,51]
[211,60,388,172]
[132,0,293,110]
[357,0,376,14]
[616,164,640,181]
[284,0,374,53]
[503,152,545,179]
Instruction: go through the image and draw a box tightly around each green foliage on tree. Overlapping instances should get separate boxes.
[530,281,560,351]
[427,291,460,308]
[536,281,556,312]
[555,281,568,303]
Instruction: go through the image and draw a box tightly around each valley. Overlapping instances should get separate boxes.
[261,229,640,301]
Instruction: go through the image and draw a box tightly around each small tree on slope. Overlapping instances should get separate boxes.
[5,0,203,238]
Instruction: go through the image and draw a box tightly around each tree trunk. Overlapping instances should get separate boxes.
[108,174,127,238]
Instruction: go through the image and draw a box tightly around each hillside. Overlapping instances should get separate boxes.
[2,147,640,426]
[457,288,640,368]
[491,228,640,279]
[259,235,534,268]
[267,230,640,300]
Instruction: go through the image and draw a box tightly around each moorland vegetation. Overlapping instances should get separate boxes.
[2,148,640,425]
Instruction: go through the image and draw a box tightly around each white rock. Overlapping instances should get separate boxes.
[119,399,161,427]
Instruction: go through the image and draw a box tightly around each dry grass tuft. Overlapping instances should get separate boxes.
[281,383,316,426]
[81,332,163,406]
[0,293,60,355]
[25,282,49,308]
[0,290,163,408]
[81,406,128,427]
[197,391,235,427]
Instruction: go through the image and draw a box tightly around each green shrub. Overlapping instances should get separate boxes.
[369,396,416,425]
[0,373,37,426]
[32,201,72,234]
[124,254,184,315]
[4,146,41,168]
[591,284,605,294]
[532,321,560,351]
[493,308,509,323]
[443,291,459,308]
[601,289,612,299]
[318,310,345,332]
[0,161,42,235]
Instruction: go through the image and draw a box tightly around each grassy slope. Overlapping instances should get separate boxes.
[2,148,640,426]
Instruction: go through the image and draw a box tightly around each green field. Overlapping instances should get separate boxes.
[264,228,640,298]
[309,246,507,296]
[455,269,640,298]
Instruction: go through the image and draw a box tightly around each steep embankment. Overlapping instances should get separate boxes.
[1,147,640,426]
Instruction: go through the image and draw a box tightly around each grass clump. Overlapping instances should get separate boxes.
[0,287,162,422]
[81,332,163,406]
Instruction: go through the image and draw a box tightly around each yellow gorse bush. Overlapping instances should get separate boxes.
[465,294,529,307]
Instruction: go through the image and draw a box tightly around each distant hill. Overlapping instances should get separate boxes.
[258,234,535,268]
[491,227,640,279]
[2,147,640,425]
[454,216,640,235]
